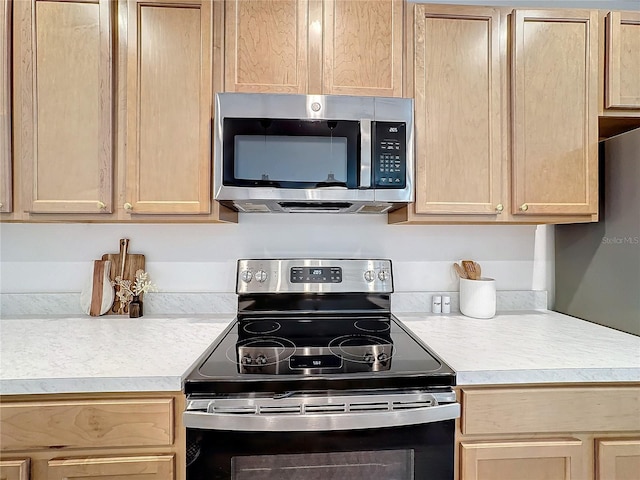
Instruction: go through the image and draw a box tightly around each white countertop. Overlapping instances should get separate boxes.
[0,315,234,394]
[397,311,640,385]
[1,311,639,395]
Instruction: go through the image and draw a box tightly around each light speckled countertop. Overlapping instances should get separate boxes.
[396,311,640,385]
[0,315,234,394]
[1,311,639,395]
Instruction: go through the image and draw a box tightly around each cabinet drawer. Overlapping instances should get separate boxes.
[461,386,640,435]
[0,398,174,451]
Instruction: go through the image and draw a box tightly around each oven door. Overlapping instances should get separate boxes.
[184,392,459,480]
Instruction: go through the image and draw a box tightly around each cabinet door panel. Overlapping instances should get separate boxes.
[48,455,174,480]
[19,0,113,214]
[0,0,11,213]
[511,10,598,216]
[126,0,212,214]
[324,0,402,96]
[225,0,308,93]
[414,5,503,215]
[0,458,29,480]
[461,439,584,480]
[597,439,640,480]
[0,398,174,450]
[606,12,640,109]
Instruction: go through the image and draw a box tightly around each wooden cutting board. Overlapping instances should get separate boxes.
[101,238,145,315]
[80,260,115,316]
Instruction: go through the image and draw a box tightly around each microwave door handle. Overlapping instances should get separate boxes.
[360,119,372,188]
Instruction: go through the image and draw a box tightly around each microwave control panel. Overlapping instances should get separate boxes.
[372,122,406,188]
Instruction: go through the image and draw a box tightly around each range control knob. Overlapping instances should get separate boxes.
[363,353,375,365]
[240,270,253,283]
[255,270,268,283]
[378,270,389,282]
[241,355,253,365]
[364,270,376,282]
[377,352,389,363]
[255,355,268,365]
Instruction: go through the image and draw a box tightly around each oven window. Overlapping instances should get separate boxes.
[231,450,413,479]
[187,421,454,480]
[222,118,360,188]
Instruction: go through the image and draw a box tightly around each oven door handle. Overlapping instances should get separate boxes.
[183,402,460,432]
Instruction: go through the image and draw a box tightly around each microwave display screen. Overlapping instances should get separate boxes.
[235,136,348,183]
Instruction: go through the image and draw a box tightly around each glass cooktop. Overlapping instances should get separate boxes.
[184,315,455,395]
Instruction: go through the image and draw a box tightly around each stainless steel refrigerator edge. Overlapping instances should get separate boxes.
[555,128,640,335]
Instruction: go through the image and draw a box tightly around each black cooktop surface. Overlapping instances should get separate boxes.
[184,315,455,395]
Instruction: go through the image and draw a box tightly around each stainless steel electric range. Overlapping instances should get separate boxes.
[183,259,459,480]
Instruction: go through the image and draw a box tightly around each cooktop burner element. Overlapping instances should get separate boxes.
[184,259,455,395]
[242,320,281,335]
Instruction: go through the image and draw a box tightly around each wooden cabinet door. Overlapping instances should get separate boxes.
[0,0,11,213]
[461,439,585,480]
[323,0,403,96]
[126,0,213,214]
[225,0,308,93]
[597,439,640,480]
[511,10,599,217]
[0,459,29,480]
[605,12,640,110]
[48,455,173,480]
[15,0,113,214]
[413,5,504,215]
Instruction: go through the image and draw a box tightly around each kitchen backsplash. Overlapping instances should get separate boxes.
[0,290,547,316]
[0,216,554,315]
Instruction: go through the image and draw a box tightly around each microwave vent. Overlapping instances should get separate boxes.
[235,202,270,213]
[358,204,393,214]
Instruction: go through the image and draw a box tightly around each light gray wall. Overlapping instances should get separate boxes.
[0,221,554,296]
[555,129,640,335]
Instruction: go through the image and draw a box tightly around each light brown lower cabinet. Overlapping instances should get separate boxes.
[0,392,185,480]
[0,458,29,480]
[461,438,584,480]
[596,439,640,480]
[47,455,174,480]
[457,385,640,480]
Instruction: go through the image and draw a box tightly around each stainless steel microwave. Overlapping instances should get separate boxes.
[213,93,414,213]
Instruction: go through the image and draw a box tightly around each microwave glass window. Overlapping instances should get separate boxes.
[222,118,360,188]
[234,136,348,183]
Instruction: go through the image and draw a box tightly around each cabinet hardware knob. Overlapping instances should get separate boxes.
[495,203,504,213]
[520,203,529,212]
[0,202,3,208]
[124,202,133,211]
[97,201,106,209]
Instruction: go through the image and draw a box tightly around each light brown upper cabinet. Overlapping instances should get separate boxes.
[13,0,114,214]
[605,12,640,111]
[225,0,309,93]
[391,5,599,225]
[323,0,403,96]
[0,0,11,214]
[511,10,599,217]
[224,0,403,96]
[412,5,504,216]
[125,0,215,215]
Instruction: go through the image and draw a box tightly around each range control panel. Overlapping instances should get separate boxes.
[290,267,342,283]
[236,259,393,294]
